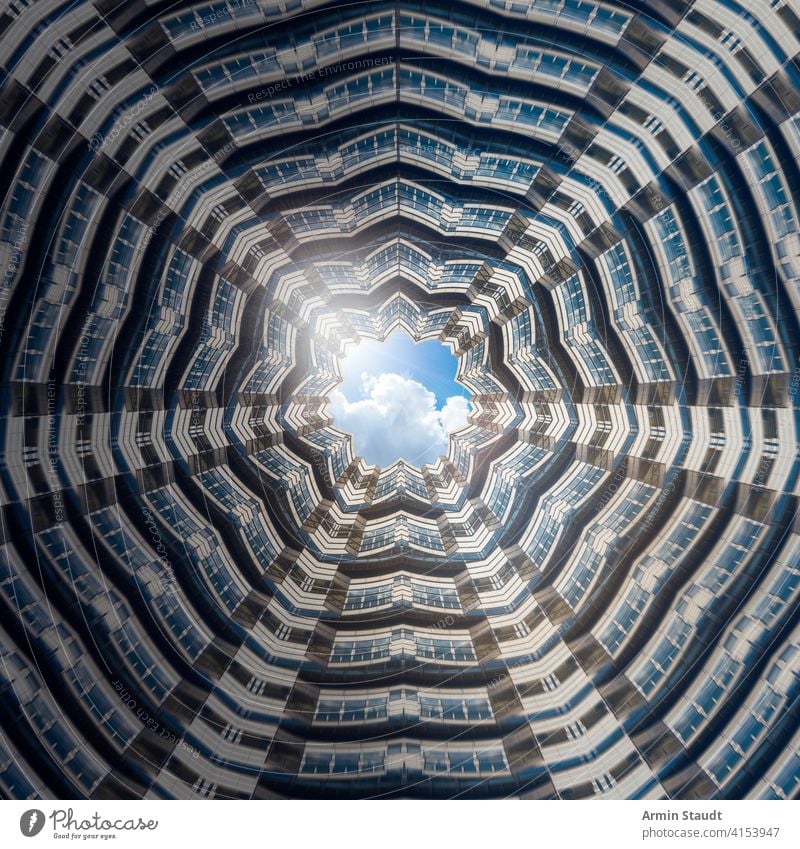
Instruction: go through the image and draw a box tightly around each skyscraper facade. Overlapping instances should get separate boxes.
[0,0,799,800]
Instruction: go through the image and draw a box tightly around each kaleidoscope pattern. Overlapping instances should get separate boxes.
[1,0,800,800]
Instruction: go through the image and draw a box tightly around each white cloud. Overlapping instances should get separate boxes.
[439,394,471,435]
[330,372,470,466]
